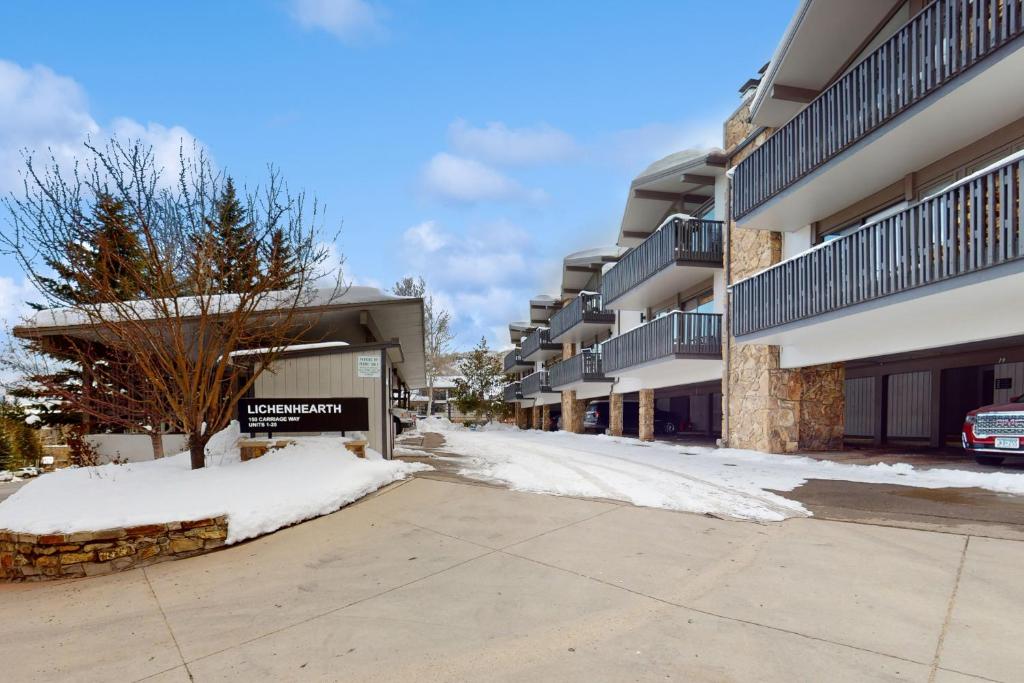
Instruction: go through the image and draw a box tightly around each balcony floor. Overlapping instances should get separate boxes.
[606,356,723,393]
[549,378,615,400]
[550,318,615,345]
[521,346,562,362]
[736,259,1024,369]
[739,35,1024,232]
[605,262,720,311]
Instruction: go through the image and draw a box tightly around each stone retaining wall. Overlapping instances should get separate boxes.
[0,516,228,582]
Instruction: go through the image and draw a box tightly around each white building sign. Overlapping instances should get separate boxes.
[357,354,381,378]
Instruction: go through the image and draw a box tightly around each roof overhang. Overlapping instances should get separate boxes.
[560,246,626,298]
[617,149,726,248]
[529,295,560,324]
[508,321,533,346]
[750,0,904,128]
[14,286,429,389]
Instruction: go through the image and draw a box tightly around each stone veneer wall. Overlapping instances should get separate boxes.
[609,393,624,437]
[638,389,655,442]
[0,516,228,582]
[723,99,846,453]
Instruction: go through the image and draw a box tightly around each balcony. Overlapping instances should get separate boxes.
[734,0,1024,231]
[503,348,533,373]
[503,382,523,403]
[548,293,615,344]
[731,155,1024,368]
[601,218,724,311]
[521,370,556,397]
[548,350,608,391]
[602,312,723,389]
[520,327,561,361]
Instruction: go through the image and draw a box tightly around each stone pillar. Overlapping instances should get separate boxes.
[541,404,552,431]
[609,392,623,437]
[531,405,542,430]
[515,404,530,430]
[638,389,655,442]
[561,389,584,434]
[797,363,846,450]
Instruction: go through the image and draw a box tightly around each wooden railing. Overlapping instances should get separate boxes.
[521,370,552,396]
[548,351,605,388]
[503,348,527,372]
[732,157,1024,336]
[503,382,522,402]
[734,0,1024,219]
[601,218,724,305]
[549,293,614,341]
[602,312,722,373]
[521,328,556,359]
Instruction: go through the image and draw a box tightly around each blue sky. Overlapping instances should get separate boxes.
[0,0,793,349]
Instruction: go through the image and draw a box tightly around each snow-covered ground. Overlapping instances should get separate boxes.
[411,418,1024,522]
[0,423,430,543]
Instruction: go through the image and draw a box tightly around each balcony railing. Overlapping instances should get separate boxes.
[548,351,606,388]
[601,218,723,306]
[548,293,615,341]
[732,156,1024,336]
[503,348,529,372]
[521,327,560,360]
[503,382,523,402]
[602,312,722,373]
[521,370,554,396]
[734,0,1024,219]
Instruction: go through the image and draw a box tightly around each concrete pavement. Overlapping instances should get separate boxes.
[0,475,1020,682]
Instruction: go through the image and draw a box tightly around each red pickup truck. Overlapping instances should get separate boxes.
[962,396,1024,465]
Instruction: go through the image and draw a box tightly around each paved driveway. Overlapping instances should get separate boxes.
[1,475,1021,682]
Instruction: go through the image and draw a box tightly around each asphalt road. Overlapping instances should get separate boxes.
[0,479,28,503]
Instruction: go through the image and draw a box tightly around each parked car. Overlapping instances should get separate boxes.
[584,400,680,435]
[0,470,13,482]
[962,395,1024,465]
[14,466,39,478]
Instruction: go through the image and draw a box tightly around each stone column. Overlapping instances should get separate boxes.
[561,389,582,434]
[542,404,552,431]
[638,388,655,442]
[515,404,530,430]
[609,392,624,437]
[531,405,542,430]
[572,397,587,433]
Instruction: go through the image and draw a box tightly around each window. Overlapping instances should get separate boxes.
[682,290,714,314]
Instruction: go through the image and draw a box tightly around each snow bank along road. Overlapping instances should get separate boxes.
[405,419,1024,522]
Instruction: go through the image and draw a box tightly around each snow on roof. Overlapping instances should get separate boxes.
[227,341,350,358]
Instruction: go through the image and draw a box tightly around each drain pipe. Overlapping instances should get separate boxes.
[721,166,735,448]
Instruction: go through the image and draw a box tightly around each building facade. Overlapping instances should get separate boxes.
[504,0,1024,456]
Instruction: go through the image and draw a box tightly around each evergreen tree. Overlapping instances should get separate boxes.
[207,177,259,293]
[452,337,506,421]
[264,228,299,287]
[0,424,12,472]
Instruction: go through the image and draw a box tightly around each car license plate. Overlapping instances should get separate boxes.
[995,436,1020,449]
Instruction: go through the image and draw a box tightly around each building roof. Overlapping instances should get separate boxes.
[14,285,429,389]
[561,245,626,298]
[617,148,726,248]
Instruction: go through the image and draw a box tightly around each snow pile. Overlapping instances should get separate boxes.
[419,428,1024,522]
[0,427,430,543]
[478,421,518,433]
[415,416,464,432]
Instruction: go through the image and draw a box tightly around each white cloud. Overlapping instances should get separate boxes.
[0,275,39,327]
[605,118,726,172]
[290,0,387,43]
[448,119,578,166]
[420,153,546,204]
[403,220,448,252]
[0,60,205,194]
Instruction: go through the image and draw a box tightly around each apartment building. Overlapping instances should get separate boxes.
[504,0,1024,455]
[725,0,1024,452]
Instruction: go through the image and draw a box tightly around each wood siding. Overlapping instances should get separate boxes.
[254,350,387,454]
[886,371,931,439]
[844,377,876,437]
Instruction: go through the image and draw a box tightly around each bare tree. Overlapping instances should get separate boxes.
[2,140,344,468]
[392,276,453,415]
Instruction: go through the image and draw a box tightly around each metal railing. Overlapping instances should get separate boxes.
[503,382,523,402]
[601,218,723,306]
[503,348,528,372]
[521,327,558,359]
[734,0,1024,219]
[602,312,722,372]
[732,157,1024,336]
[548,351,606,388]
[520,370,553,396]
[548,293,614,341]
